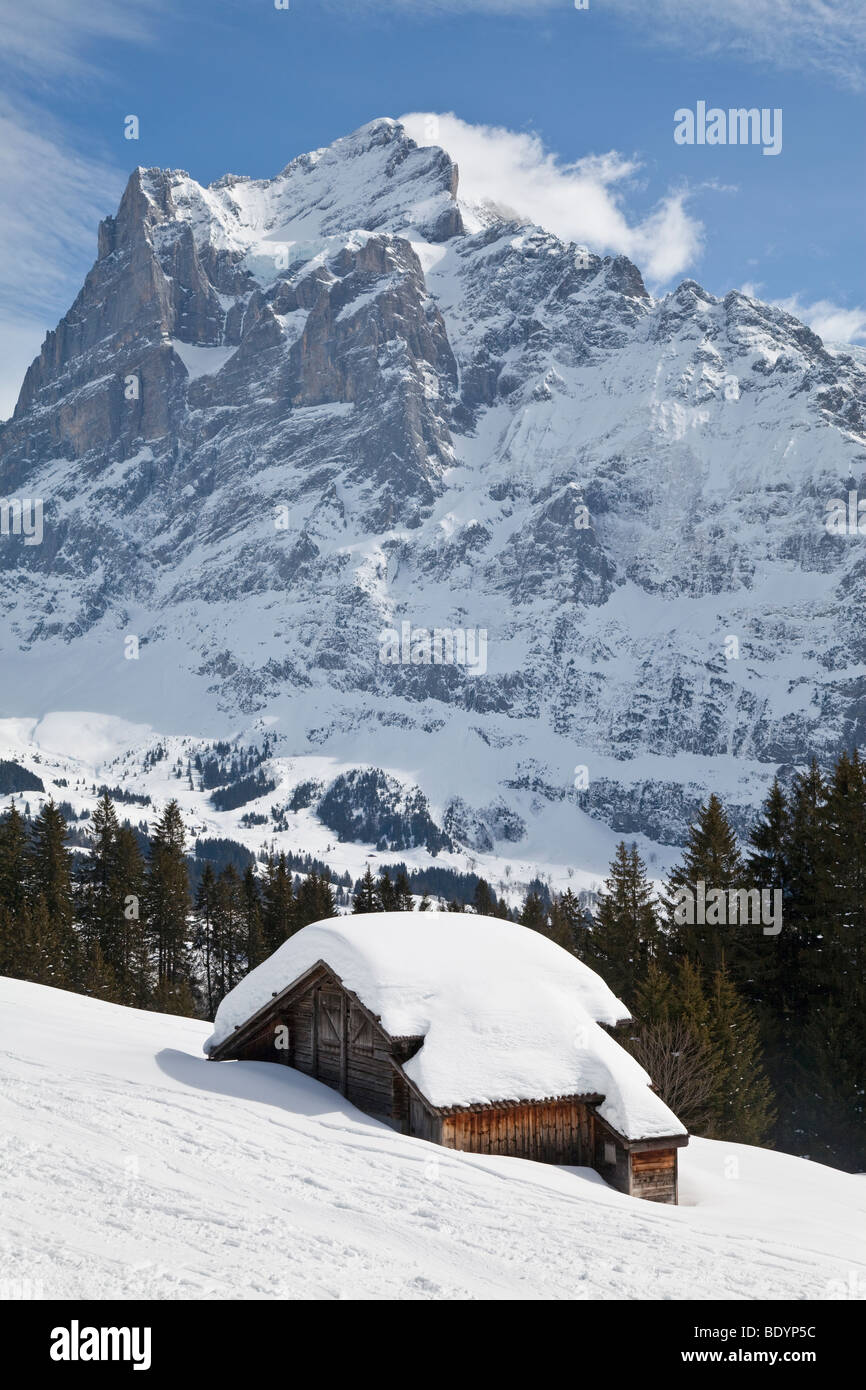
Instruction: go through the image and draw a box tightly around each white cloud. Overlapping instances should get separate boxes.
[0,107,123,319]
[739,283,866,345]
[0,2,162,419]
[0,0,160,81]
[0,101,125,420]
[401,112,704,284]
[606,0,866,91]
[375,0,866,88]
[777,297,866,345]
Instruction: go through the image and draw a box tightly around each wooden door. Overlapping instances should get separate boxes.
[316,989,345,1092]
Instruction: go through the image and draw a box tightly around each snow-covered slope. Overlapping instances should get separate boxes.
[1,117,864,854]
[1,976,862,1300]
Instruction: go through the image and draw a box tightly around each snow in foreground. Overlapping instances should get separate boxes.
[1,977,863,1301]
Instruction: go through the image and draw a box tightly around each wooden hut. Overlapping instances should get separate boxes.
[206,913,688,1203]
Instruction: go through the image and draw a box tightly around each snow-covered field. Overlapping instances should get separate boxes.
[1,977,863,1301]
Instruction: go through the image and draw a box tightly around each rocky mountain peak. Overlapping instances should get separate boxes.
[1,118,864,860]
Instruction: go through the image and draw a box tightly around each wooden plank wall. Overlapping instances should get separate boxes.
[630,1148,677,1203]
[591,1117,631,1195]
[315,989,344,1091]
[345,1002,397,1120]
[230,981,399,1121]
[228,1016,285,1063]
[409,1095,438,1142]
[438,1099,589,1164]
[292,992,315,1074]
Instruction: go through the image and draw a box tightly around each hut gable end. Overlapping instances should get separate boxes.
[210,959,422,1126]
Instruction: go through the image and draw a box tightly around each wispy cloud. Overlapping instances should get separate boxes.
[606,0,866,91]
[0,98,126,418]
[740,282,866,344]
[0,1,162,419]
[0,0,160,82]
[401,112,704,284]
[0,104,123,320]
[369,0,866,89]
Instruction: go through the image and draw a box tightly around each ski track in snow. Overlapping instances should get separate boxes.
[1,978,863,1301]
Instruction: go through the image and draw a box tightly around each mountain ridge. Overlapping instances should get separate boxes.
[1,116,864,857]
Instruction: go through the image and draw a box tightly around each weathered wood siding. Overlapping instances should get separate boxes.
[315,988,345,1092]
[222,1009,282,1063]
[292,990,315,1072]
[228,975,399,1123]
[630,1148,678,1203]
[409,1093,440,1142]
[344,1000,398,1120]
[592,1118,632,1195]
[439,1099,592,1164]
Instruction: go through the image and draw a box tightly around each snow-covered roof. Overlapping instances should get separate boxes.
[204,912,687,1143]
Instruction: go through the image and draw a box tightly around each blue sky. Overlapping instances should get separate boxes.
[0,0,864,415]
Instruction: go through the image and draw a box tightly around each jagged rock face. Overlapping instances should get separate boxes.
[1,116,865,848]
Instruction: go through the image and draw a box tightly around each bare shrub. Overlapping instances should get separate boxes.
[622,1019,717,1134]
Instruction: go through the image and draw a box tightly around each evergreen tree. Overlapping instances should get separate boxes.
[744,776,794,1013]
[473,879,496,917]
[0,800,28,916]
[592,842,659,998]
[665,795,750,977]
[242,865,267,970]
[114,825,150,1007]
[261,853,295,950]
[519,890,547,933]
[811,749,866,1167]
[295,871,336,929]
[151,974,197,1018]
[15,896,69,988]
[671,957,714,1065]
[79,940,121,1003]
[632,958,674,1025]
[317,872,337,922]
[824,749,866,988]
[145,800,192,1005]
[76,792,121,956]
[26,799,79,986]
[543,896,575,953]
[796,993,866,1168]
[377,870,397,912]
[352,865,380,914]
[0,904,17,978]
[194,863,219,1017]
[770,761,832,1152]
[212,864,245,1004]
[746,777,790,897]
[394,868,414,912]
[707,965,775,1144]
[75,794,149,1003]
[554,888,590,958]
[784,761,832,962]
[0,802,28,976]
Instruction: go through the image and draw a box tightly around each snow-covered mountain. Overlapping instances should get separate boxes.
[2,975,862,1299]
[2,117,865,858]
